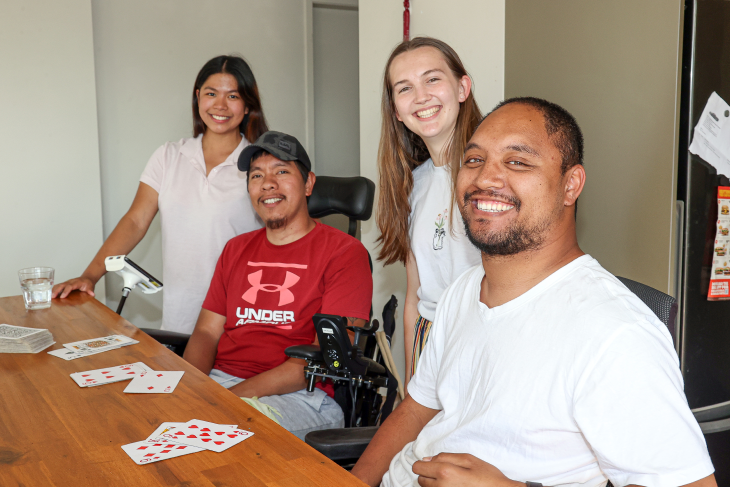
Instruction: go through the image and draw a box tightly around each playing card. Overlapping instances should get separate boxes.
[70,362,152,387]
[157,419,254,453]
[48,348,89,361]
[123,371,185,394]
[121,439,203,465]
[146,422,237,441]
[63,335,137,354]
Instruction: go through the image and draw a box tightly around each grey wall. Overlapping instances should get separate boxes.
[91,0,311,328]
[505,0,683,293]
[0,0,105,300]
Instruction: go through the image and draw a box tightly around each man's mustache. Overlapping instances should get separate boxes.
[462,189,521,212]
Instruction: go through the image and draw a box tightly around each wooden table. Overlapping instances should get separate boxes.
[0,293,366,487]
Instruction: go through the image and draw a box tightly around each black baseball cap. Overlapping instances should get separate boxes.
[237,131,312,173]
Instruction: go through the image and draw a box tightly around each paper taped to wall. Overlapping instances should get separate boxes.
[690,92,730,176]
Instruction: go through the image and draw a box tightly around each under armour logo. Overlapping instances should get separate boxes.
[242,270,300,306]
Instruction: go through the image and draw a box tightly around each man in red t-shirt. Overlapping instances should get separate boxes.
[184,131,373,439]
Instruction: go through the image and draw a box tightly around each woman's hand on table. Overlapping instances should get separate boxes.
[52,276,96,299]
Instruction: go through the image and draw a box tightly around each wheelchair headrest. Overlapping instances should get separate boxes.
[308,176,375,221]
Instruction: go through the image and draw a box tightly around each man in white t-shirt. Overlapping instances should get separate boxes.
[351,98,716,487]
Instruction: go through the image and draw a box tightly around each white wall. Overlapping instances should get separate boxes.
[359,1,505,382]
[0,0,105,300]
[91,0,311,328]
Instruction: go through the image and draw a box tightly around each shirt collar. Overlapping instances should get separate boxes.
[179,133,250,169]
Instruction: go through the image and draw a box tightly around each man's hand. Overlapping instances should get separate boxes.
[227,358,308,398]
[412,453,522,487]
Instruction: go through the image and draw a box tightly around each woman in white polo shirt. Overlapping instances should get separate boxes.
[52,55,266,334]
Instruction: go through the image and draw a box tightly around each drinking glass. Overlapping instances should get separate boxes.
[18,267,55,310]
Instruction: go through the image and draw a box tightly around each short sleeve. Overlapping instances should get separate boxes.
[574,323,714,487]
[407,293,447,409]
[201,242,231,317]
[320,240,372,321]
[139,144,166,193]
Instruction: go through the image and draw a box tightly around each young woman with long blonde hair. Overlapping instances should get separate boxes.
[376,38,482,383]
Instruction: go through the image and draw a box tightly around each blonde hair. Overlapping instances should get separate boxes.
[376,37,482,265]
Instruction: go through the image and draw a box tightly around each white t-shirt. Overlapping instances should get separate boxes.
[140,135,262,333]
[408,159,481,322]
[384,255,714,487]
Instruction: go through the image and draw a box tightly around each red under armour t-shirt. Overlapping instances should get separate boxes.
[202,222,373,396]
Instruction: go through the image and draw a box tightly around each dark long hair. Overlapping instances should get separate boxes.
[192,55,268,142]
[376,38,482,265]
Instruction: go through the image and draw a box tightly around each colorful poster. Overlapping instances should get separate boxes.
[708,186,730,300]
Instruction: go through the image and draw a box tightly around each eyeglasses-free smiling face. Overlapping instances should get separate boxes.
[248,153,314,230]
[457,103,581,256]
[389,46,469,152]
[196,73,249,136]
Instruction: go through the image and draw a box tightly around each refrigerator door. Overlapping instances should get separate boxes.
[679,0,730,411]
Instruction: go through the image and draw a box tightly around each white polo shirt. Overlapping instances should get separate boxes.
[140,135,262,333]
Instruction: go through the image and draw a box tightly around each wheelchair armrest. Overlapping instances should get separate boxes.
[285,344,324,362]
[304,426,379,461]
[140,328,190,357]
[346,319,379,336]
[361,356,386,376]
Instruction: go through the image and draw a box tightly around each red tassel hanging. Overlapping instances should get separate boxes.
[403,0,410,42]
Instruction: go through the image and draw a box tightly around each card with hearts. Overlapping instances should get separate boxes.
[70,362,152,387]
[123,371,185,394]
[145,422,237,441]
[157,419,254,453]
[121,439,203,465]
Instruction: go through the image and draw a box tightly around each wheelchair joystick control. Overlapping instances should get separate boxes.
[307,370,317,392]
[104,255,163,315]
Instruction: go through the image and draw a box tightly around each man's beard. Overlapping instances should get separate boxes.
[266,217,287,230]
[461,189,550,257]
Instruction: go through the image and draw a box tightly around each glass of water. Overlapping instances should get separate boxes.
[18,267,55,310]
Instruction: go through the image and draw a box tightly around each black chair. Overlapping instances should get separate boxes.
[617,276,730,430]
[616,277,677,340]
[308,176,375,237]
[139,175,376,354]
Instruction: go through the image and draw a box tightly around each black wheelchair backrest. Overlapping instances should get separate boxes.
[308,176,375,237]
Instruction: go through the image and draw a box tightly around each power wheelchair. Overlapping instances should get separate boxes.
[139,175,399,467]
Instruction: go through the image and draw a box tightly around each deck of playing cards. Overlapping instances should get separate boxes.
[121,420,253,465]
[0,324,54,353]
[70,362,153,387]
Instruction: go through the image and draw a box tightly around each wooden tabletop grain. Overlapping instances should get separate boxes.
[0,293,366,487]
